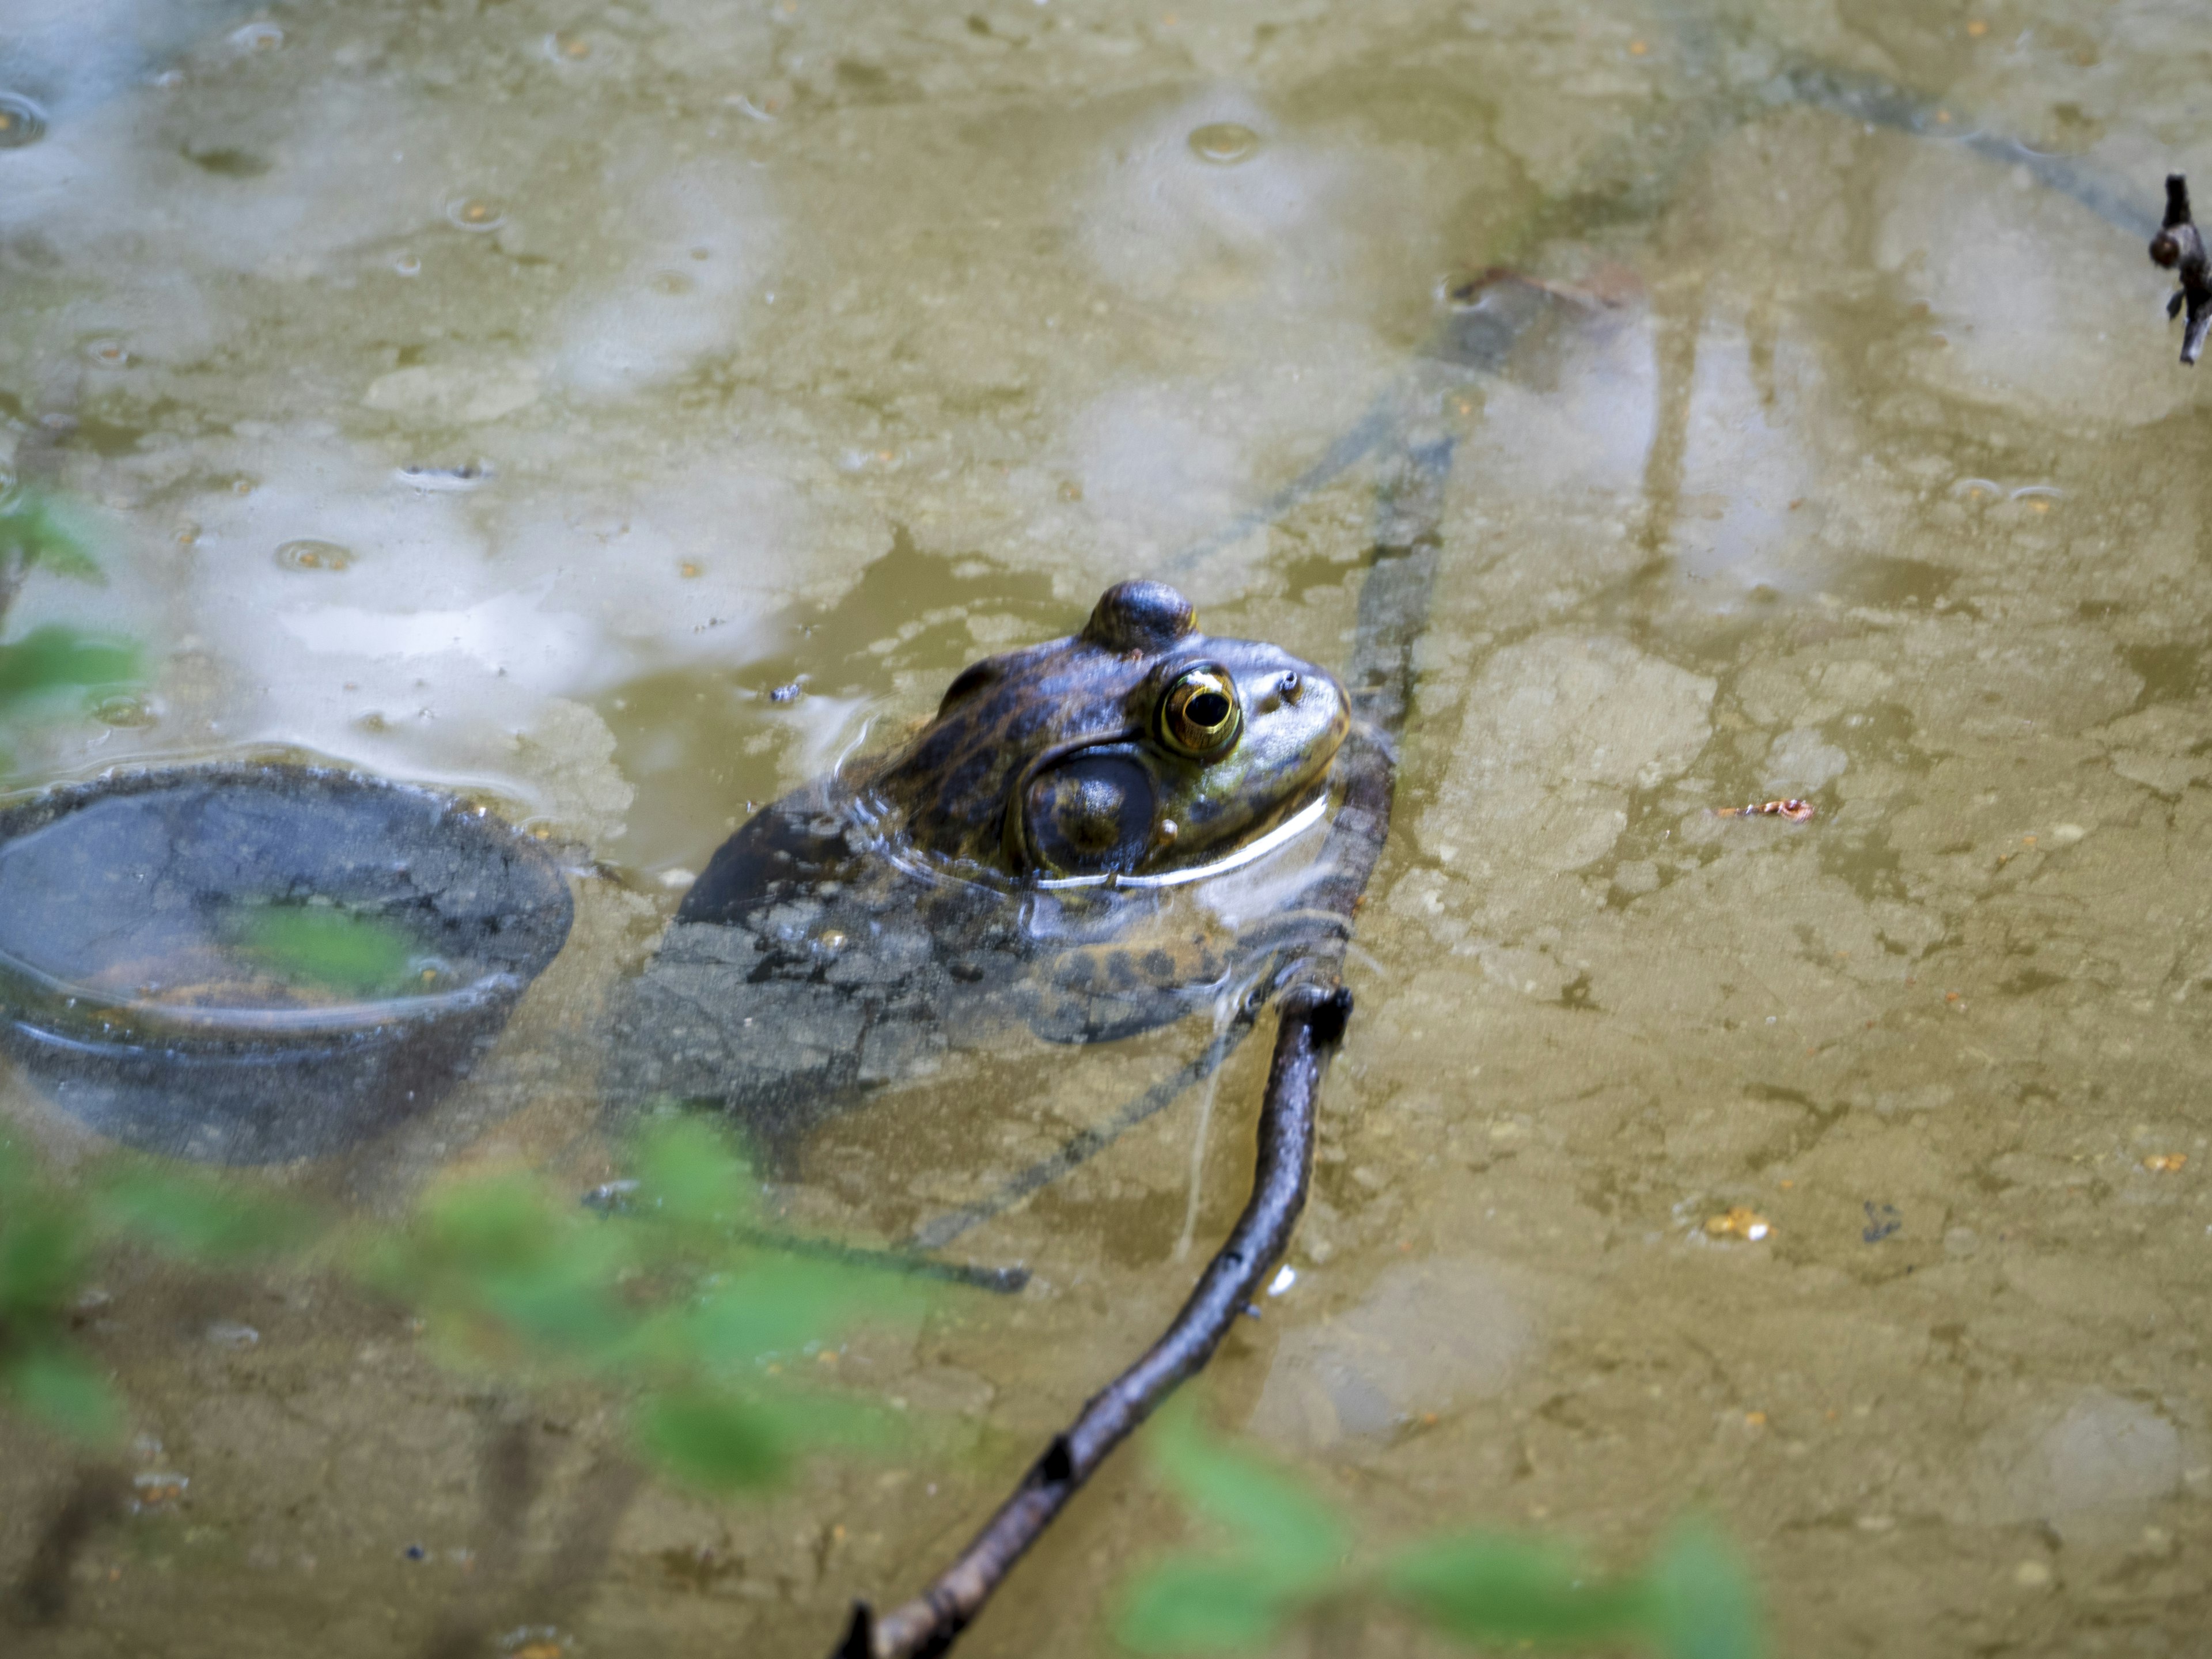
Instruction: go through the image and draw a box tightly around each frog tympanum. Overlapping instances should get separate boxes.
[608,580,1347,1164]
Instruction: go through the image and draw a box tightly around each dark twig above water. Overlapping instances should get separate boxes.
[837,983,1353,1659]
[2151,174,2212,365]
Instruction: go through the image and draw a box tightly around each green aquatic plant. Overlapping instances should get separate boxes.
[229,903,425,999]
[0,487,142,759]
[0,1119,908,1496]
[1118,1400,1761,1659]
[367,1116,904,1490]
[0,1137,309,1447]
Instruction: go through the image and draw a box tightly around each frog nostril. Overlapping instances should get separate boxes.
[1279,672,1303,704]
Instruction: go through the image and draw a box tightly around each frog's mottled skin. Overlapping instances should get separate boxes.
[607,581,1347,1164]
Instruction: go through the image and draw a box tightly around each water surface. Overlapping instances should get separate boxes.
[4,1,2211,1654]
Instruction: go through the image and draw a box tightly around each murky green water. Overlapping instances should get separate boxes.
[6,0,2212,1653]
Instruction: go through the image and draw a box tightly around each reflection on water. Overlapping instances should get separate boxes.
[6,0,2212,1654]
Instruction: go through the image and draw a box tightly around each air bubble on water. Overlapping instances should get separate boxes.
[232,22,284,52]
[396,461,493,491]
[2009,484,2065,500]
[0,93,48,150]
[275,539,355,573]
[89,691,157,728]
[1187,122,1260,164]
[1949,476,2001,501]
[544,33,592,62]
[445,195,506,232]
[394,252,422,276]
[84,338,130,369]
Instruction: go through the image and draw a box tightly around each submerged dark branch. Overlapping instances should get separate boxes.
[10,1464,128,1625]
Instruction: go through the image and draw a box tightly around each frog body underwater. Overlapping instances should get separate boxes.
[608,579,1347,1164]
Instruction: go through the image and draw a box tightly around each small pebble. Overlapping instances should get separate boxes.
[1705,1207,1772,1243]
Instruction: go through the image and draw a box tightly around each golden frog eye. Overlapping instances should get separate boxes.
[1158,665,1241,758]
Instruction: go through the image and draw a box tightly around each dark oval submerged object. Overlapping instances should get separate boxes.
[0,764,573,1162]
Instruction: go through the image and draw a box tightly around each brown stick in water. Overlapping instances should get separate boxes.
[837,982,1353,1659]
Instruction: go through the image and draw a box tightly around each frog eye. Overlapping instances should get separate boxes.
[1158,665,1241,759]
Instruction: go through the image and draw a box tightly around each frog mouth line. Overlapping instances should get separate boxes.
[1029,788,1331,891]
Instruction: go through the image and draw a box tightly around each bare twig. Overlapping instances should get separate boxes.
[839,982,1353,1659]
[2151,173,2212,364]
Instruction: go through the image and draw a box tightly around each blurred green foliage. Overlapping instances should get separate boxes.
[0,1117,907,1501]
[368,1117,900,1491]
[231,904,425,999]
[1119,1400,1760,1659]
[0,1137,309,1446]
[0,486,142,757]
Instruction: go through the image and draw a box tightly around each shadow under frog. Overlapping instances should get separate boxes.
[604,579,1347,1170]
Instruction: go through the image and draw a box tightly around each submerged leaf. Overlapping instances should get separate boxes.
[0,626,138,702]
[0,1204,86,1320]
[1116,1563,1292,1654]
[1647,1520,1763,1659]
[0,490,105,585]
[3,1345,124,1446]
[230,905,421,999]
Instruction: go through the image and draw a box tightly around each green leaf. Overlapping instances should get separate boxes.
[1146,1399,1349,1578]
[3,1345,124,1445]
[1383,1532,1643,1646]
[635,1387,790,1490]
[1646,1520,1762,1659]
[0,1205,87,1319]
[364,1176,637,1367]
[93,1166,315,1262]
[229,904,421,999]
[0,491,105,585]
[1116,1562,1294,1654]
[673,1259,885,1369]
[628,1117,758,1238]
[0,627,138,701]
